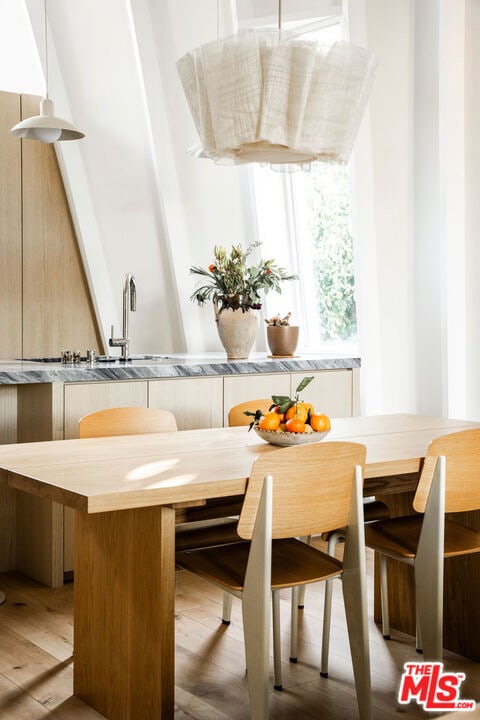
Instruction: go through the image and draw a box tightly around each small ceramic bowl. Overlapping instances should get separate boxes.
[254,427,330,447]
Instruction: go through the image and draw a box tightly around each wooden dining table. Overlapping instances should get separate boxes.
[0,413,478,720]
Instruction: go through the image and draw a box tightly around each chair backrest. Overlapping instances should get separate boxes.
[237,441,366,540]
[228,399,273,427]
[414,428,480,514]
[78,406,178,438]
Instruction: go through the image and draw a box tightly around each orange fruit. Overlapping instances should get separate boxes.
[285,417,306,433]
[276,422,288,433]
[309,413,331,432]
[298,401,314,417]
[272,405,285,422]
[258,412,281,431]
[285,404,308,423]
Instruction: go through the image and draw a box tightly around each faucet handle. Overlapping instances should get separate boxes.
[109,324,119,347]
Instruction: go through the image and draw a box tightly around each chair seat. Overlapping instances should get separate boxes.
[365,515,480,560]
[176,537,344,592]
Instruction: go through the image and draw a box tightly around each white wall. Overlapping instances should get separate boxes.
[0,0,253,355]
[349,0,416,414]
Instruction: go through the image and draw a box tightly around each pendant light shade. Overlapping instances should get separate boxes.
[177,28,377,170]
[10,0,84,144]
[10,98,85,143]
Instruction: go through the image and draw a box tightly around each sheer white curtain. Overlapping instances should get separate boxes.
[348,0,480,420]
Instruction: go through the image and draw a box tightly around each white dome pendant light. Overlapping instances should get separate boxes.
[10,0,84,143]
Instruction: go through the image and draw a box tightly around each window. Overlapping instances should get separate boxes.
[249,15,359,355]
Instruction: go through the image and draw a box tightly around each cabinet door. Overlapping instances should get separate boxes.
[64,381,148,439]
[0,92,22,357]
[148,378,223,430]
[290,370,353,418]
[21,94,102,357]
[223,374,291,426]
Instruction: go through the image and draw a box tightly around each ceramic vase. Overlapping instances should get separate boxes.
[266,325,299,357]
[215,305,259,360]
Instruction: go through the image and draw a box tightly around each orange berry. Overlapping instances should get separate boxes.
[285,417,306,433]
[258,412,281,431]
[309,413,331,432]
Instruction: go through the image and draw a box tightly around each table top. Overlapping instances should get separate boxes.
[0,414,477,514]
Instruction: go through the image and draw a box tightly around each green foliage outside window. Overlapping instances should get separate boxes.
[304,163,357,342]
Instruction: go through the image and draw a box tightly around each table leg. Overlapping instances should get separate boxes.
[74,504,176,719]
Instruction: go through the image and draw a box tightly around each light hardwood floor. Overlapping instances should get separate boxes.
[0,544,479,719]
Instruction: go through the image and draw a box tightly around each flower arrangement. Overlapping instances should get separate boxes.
[190,242,296,312]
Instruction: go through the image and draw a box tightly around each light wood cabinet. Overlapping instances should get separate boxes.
[224,369,359,424]
[290,369,359,418]
[223,373,291,425]
[0,91,103,361]
[148,378,223,430]
[64,381,148,439]
[0,91,22,358]
[21,96,102,357]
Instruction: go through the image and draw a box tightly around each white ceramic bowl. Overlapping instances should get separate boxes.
[254,427,330,447]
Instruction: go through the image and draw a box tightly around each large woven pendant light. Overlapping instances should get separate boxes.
[177,2,377,169]
[10,0,84,143]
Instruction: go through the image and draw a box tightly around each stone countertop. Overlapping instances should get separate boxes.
[0,353,360,385]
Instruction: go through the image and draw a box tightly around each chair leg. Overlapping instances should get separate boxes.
[297,536,311,608]
[415,604,423,654]
[242,475,272,720]
[297,585,306,609]
[0,591,5,605]
[290,586,299,663]
[379,554,390,639]
[222,592,233,624]
[342,466,372,720]
[414,456,445,662]
[272,590,283,690]
[320,532,342,678]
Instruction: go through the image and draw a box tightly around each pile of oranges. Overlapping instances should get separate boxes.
[256,402,331,434]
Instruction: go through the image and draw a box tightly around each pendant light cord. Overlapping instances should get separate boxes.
[44,0,49,99]
[278,0,282,30]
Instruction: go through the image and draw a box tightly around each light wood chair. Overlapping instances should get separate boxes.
[78,406,178,438]
[227,397,389,675]
[176,441,371,720]
[228,398,273,427]
[365,428,480,660]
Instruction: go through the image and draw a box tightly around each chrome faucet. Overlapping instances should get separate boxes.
[109,273,137,360]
